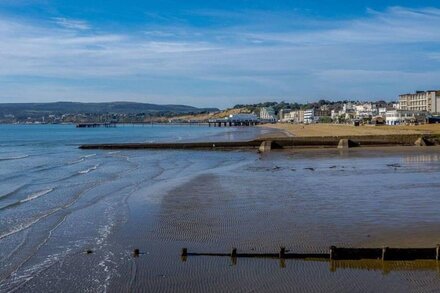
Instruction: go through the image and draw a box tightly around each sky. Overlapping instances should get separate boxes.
[1,0,440,108]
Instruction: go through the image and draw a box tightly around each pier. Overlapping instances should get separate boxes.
[208,119,260,127]
[208,113,260,127]
[76,122,117,128]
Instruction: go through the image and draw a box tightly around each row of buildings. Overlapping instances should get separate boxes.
[271,90,440,125]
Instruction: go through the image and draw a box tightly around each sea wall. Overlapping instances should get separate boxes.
[79,134,440,150]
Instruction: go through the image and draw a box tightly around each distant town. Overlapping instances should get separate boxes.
[1,90,440,126]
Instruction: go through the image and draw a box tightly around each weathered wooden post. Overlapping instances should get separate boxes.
[231,248,237,266]
[329,246,336,260]
[279,247,286,259]
[382,246,388,261]
[181,248,188,262]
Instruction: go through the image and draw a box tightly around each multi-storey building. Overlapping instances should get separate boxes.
[282,110,304,123]
[399,91,440,113]
[259,107,276,122]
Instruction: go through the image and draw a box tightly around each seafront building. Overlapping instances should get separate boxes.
[259,107,277,122]
[282,110,304,123]
[354,103,378,119]
[399,91,440,113]
[385,110,425,125]
[304,109,315,123]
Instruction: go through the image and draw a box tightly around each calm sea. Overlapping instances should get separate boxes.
[1,124,440,292]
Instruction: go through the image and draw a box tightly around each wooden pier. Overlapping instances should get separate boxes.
[76,122,116,128]
[207,119,260,127]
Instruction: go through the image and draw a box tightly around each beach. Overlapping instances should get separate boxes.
[2,125,440,292]
[261,123,440,137]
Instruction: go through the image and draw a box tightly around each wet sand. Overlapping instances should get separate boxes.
[116,147,440,292]
[78,148,440,291]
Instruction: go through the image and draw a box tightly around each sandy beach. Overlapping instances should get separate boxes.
[260,123,440,137]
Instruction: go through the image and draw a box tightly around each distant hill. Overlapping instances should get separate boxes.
[0,102,219,119]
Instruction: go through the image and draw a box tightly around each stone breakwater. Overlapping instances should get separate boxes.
[79,134,440,151]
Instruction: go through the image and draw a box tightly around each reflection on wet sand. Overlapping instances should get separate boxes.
[404,153,440,163]
[187,257,440,274]
[329,260,440,274]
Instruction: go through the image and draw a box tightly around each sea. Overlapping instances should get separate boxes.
[1,124,440,292]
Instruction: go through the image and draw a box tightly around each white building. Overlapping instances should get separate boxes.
[304,109,315,123]
[282,110,304,123]
[399,90,440,113]
[354,103,377,119]
[378,107,387,117]
[343,102,354,113]
[259,107,276,122]
[385,110,425,125]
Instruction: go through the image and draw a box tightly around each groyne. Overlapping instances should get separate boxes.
[181,246,440,261]
[79,134,440,150]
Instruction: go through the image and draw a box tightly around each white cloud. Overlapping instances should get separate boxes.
[52,17,90,30]
[1,7,440,106]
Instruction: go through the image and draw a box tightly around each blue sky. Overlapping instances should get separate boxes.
[1,1,440,107]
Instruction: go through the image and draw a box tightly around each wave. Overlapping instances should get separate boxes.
[0,155,29,161]
[0,183,98,240]
[82,154,96,159]
[0,217,43,240]
[78,164,99,174]
[20,188,53,203]
[68,158,85,165]
[0,184,28,201]
[0,188,53,211]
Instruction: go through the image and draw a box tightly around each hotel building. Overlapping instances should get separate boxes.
[399,90,440,113]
